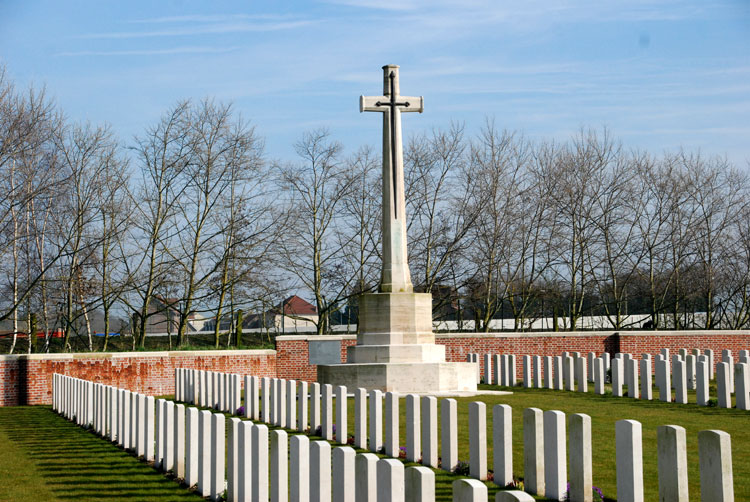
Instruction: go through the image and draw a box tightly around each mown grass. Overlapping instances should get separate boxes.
[0,406,203,502]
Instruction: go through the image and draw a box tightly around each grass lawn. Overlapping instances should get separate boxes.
[0,406,202,502]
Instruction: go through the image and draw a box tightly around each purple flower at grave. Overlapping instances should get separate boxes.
[237,405,245,416]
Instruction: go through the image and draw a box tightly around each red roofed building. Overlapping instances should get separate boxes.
[271,295,318,332]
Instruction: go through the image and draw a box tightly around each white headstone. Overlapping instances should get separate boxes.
[310,382,321,435]
[544,356,553,389]
[210,413,225,501]
[227,417,240,502]
[698,430,734,502]
[441,398,457,472]
[523,407,544,496]
[533,355,542,388]
[336,385,348,444]
[405,394,420,462]
[717,361,731,408]
[332,447,355,502]
[287,379,297,429]
[198,410,212,496]
[468,401,487,480]
[615,419,644,502]
[576,357,588,393]
[355,388,367,449]
[686,355,696,391]
[564,357,575,391]
[612,358,624,397]
[657,425,688,502]
[495,491,535,502]
[640,359,652,401]
[484,354,493,384]
[298,380,308,432]
[186,407,199,488]
[369,389,382,453]
[568,413,592,502]
[594,358,605,395]
[290,434,309,502]
[657,358,672,402]
[543,410,566,501]
[705,349,715,380]
[355,453,378,502]
[385,391,399,457]
[735,363,749,410]
[421,396,438,468]
[271,430,289,502]
[523,356,532,388]
[674,359,688,404]
[452,479,487,501]
[627,359,639,399]
[405,466,434,502]
[310,441,332,502]
[252,424,269,502]
[493,404,512,487]
[261,377,271,423]
[174,403,186,478]
[322,383,334,440]
[377,458,405,502]
[237,420,253,502]
[696,359,709,406]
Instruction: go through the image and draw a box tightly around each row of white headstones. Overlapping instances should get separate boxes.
[54,373,536,502]
[174,368,735,502]
[469,348,750,409]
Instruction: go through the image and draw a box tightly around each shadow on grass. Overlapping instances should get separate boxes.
[0,407,202,501]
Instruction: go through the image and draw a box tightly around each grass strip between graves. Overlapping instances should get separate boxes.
[0,406,203,502]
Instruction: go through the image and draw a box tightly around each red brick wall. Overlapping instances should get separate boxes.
[274,336,356,383]
[0,350,276,406]
[273,330,750,383]
[4,331,749,406]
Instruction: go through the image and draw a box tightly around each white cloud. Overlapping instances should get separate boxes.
[77,20,313,39]
[57,46,242,57]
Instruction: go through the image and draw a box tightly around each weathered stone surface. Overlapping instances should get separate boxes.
[332,447,355,502]
[290,434,309,502]
[468,401,487,481]
[616,419,644,502]
[698,430,734,502]
[493,404,512,487]
[421,396,438,468]
[377,459,405,502]
[523,407,544,496]
[405,394,420,462]
[441,398,457,472]
[543,410,566,501]
[657,425,688,502]
[355,453,378,502]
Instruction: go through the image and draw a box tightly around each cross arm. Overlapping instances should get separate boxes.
[398,96,424,113]
[359,95,425,113]
[360,95,388,112]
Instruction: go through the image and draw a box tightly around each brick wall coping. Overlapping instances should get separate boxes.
[276,335,356,342]
[0,348,277,362]
[277,330,750,343]
[438,329,750,339]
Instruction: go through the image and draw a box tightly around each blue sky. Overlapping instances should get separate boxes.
[1,0,749,166]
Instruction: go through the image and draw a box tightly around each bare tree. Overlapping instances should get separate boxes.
[130,101,191,348]
[276,129,356,335]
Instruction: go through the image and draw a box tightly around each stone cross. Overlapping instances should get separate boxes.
[360,65,423,293]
